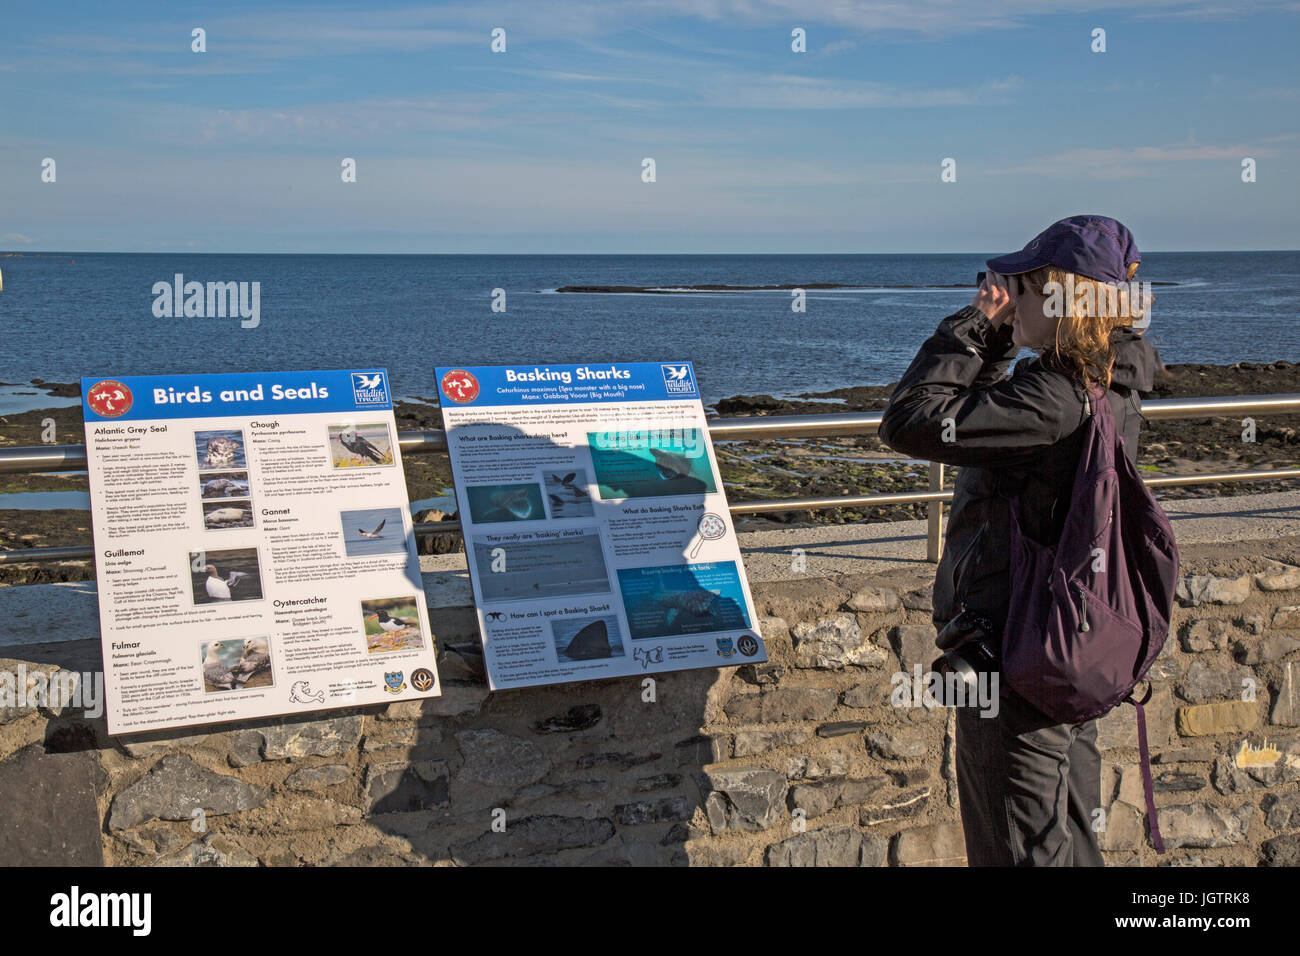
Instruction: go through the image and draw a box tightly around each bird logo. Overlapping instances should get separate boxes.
[440,369,480,404]
[660,364,695,393]
[350,372,390,406]
[87,379,133,418]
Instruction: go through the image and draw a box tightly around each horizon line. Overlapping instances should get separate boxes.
[3,248,1297,257]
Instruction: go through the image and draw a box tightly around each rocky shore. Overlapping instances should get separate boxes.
[710,358,1300,522]
[3,358,1299,583]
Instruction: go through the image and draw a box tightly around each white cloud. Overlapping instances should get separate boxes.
[25,0,1299,72]
[985,141,1278,179]
[700,72,1021,109]
[194,96,518,141]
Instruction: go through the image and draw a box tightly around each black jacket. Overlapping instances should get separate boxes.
[879,305,1155,633]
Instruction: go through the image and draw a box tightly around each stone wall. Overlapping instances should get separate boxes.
[2,542,1299,867]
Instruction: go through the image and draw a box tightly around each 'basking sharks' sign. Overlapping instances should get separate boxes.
[435,361,765,690]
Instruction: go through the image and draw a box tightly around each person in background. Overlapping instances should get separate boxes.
[879,215,1156,865]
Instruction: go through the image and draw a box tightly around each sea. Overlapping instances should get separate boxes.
[2,251,1298,412]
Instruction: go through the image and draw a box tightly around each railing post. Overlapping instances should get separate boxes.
[927,461,944,563]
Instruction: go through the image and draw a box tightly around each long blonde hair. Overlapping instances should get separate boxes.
[1022,261,1149,390]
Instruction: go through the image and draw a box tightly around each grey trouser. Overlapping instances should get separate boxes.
[955,684,1105,866]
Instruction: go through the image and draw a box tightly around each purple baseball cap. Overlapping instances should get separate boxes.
[986,215,1141,284]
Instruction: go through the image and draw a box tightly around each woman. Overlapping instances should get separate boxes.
[879,215,1156,866]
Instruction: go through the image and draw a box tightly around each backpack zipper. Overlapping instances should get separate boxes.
[1076,387,1095,632]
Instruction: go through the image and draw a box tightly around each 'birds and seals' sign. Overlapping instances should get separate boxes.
[80,368,441,734]
[434,361,766,690]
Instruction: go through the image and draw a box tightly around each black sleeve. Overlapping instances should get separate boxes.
[879,305,1071,468]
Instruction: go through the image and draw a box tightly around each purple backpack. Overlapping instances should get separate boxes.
[1002,380,1180,852]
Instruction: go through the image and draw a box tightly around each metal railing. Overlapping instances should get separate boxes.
[4,393,1300,569]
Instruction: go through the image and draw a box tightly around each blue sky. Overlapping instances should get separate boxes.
[1,0,1297,252]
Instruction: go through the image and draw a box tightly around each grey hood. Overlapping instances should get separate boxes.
[1108,327,1156,393]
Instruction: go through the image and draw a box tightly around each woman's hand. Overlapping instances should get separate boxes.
[973,272,1015,328]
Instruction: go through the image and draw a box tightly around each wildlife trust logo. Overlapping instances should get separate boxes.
[383,670,406,694]
[410,667,436,692]
[351,371,390,407]
[86,379,133,418]
[441,369,479,404]
[661,363,696,395]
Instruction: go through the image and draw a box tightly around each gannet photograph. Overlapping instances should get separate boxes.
[202,498,254,530]
[199,471,251,500]
[200,637,274,693]
[189,548,264,605]
[361,596,424,653]
[543,469,595,518]
[327,422,394,469]
[194,429,247,471]
[340,506,406,557]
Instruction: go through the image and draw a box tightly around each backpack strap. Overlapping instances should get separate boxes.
[1124,680,1165,854]
[1126,387,1149,427]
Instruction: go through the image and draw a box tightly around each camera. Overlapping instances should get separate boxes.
[930,606,1000,706]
